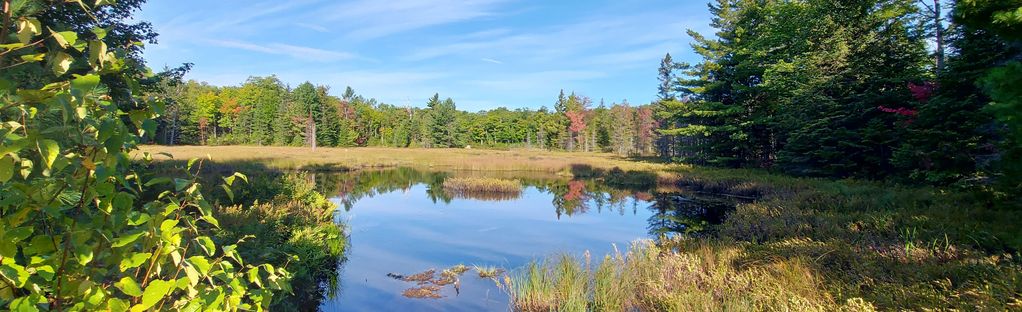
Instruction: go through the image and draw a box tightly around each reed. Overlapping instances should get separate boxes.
[502,241,858,312]
[442,177,523,198]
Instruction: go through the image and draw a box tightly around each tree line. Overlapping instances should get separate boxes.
[152,80,661,155]
[655,0,1021,197]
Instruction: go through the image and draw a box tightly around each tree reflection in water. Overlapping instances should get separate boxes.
[311,168,741,237]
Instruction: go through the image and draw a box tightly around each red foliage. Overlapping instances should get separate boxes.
[566,110,587,133]
[563,180,586,202]
[908,82,936,102]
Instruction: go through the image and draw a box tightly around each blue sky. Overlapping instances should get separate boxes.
[138,0,714,111]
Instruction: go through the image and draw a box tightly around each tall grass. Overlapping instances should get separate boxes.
[443,177,523,200]
[503,241,871,312]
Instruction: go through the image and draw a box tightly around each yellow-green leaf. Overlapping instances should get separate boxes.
[53,30,78,48]
[38,139,59,169]
[132,279,173,312]
[89,40,108,68]
[19,53,45,63]
[119,252,150,272]
[51,52,73,76]
[114,276,143,297]
[16,18,41,44]
[0,155,13,183]
[111,231,145,248]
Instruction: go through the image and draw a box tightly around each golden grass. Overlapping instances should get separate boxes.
[443,175,523,195]
[502,240,875,312]
[138,145,674,173]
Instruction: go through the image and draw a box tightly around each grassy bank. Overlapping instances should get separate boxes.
[506,166,1022,311]
[138,145,672,173]
[145,159,347,310]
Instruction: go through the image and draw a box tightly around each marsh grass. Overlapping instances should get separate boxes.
[503,241,869,312]
[443,177,523,200]
[473,265,504,279]
[144,146,1022,310]
[140,145,672,173]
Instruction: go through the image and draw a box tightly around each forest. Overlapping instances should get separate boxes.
[152,80,661,155]
[151,0,1022,201]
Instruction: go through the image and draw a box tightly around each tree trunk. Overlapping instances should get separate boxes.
[934,0,944,74]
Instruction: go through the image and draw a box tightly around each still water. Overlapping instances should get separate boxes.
[314,169,735,311]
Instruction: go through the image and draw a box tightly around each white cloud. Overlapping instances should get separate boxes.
[481,58,503,64]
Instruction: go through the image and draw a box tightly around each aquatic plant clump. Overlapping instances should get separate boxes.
[442,177,524,200]
[390,265,475,299]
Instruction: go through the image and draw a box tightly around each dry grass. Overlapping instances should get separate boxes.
[443,175,523,195]
[502,240,876,312]
[139,145,673,173]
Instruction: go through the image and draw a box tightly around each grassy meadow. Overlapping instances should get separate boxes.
[138,145,672,172]
[142,145,1022,310]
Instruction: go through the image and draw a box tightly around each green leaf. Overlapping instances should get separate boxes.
[38,139,59,169]
[92,27,108,40]
[160,219,179,232]
[16,18,41,44]
[221,184,234,202]
[71,74,101,94]
[76,248,93,265]
[20,159,33,179]
[51,52,73,76]
[119,252,150,272]
[107,298,130,312]
[8,295,40,312]
[111,231,145,248]
[53,30,78,48]
[127,212,150,226]
[196,236,216,256]
[187,256,211,276]
[0,262,30,287]
[5,226,33,243]
[114,276,143,297]
[89,40,108,68]
[134,279,173,312]
[19,53,45,63]
[173,178,191,192]
[144,177,171,187]
[0,42,26,51]
[247,267,263,288]
[0,155,14,183]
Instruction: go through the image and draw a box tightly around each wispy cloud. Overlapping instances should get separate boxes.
[319,0,511,40]
[207,39,355,62]
[481,58,503,64]
[295,22,329,33]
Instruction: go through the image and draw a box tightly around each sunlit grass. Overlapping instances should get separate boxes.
[473,265,504,279]
[503,241,864,312]
[443,175,523,193]
[139,145,674,173]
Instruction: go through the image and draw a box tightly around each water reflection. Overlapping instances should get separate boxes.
[312,168,740,311]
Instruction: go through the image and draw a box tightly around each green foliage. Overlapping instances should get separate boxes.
[0,2,293,310]
[657,0,1021,198]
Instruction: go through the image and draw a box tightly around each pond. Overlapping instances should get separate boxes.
[312,168,738,312]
